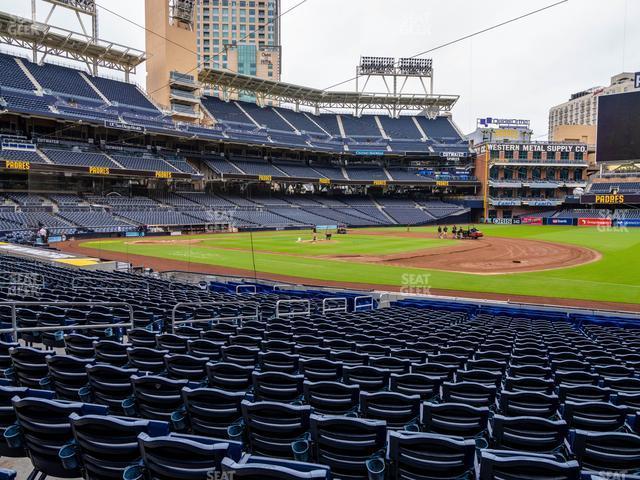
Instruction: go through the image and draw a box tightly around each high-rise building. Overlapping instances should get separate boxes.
[145,0,281,120]
[196,0,281,88]
[548,72,639,139]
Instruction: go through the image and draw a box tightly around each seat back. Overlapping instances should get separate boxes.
[241,400,312,458]
[421,402,489,438]
[359,391,420,429]
[490,414,568,453]
[70,413,170,479]
[206,362,254,391]
[310,414,386,480]
[136,432,242,480]
[388,431,475,480]
[11,396,107,478]
[86,364,138,414]
[303,380,359,415]
[182,387,245,438]
[299,358,342,382]
[252,371,304,402]
[130,375,189,421]
[478,449,580,480]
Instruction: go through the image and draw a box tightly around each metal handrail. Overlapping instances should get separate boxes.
[236,284,257,295]
[354,296,375,312]
[275,299,311,319]
[170,301,260,332]
[322,297,348,315]
[0,301,134,337]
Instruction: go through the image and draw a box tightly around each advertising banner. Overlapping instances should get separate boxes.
[520,217,543,225]
[578,218,611,227]
[547,218,573,226]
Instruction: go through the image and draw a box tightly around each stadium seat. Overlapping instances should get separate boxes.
[359,391,420,430]
[561,401,627,431]
[207,362,254,391]
[130,432,242,480]
[85,364,138,414]
[498,391,560,418]
[221,455,332,479]
[342,365,390,392]
[441,381,498,407]
[240,400,312,458]
[389,373,442,400]
[477,449,581,480]
[11,396,108,478]
[387,431,475,480]
[180,387,245,437]
[8,346,54,388]
[303,380,360,415]
[69,413,170,480]
[258,351,300,373]
[126,347,170,374]
[568,429,640,474]
[93,340,131,367]
[46,354,95,400]
[421,402,490,438]
[299,358,342,382]
[164,354,208,381]
[129,375,189,421]
[252,371,305,403]
[489,414,568,454]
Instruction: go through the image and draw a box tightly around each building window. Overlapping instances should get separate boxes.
[575,152,583,161]
[533,151,542,160]
[504,150,514,159]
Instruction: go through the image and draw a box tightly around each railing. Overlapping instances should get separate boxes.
[322,297,348,315]
[275,299,311,319]
[236,284,257,294]
[354,296,375,312]
[0,302,134,338]
[170,301,260,332]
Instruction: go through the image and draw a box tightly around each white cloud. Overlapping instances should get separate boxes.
[2,0,638,139]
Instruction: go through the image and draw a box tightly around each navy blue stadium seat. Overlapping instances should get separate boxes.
[129,375,189,421]
[207,362,254,391]
[478,449,580,480]
[180,387,245,438]
[303,380,359,416]
[130,432,242,480]
[11,396,107,478]
[309,414,386,480]
[69,413,170,480]
[421,402,489,438]
[241,400,312,459]
[221,455,332,479]
[85,364,138,414]
[387,431,475,480]
[489,414,568,454]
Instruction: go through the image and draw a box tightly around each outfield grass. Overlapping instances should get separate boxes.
[80,226,640,305]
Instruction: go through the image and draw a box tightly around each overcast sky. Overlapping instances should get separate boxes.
[3,0,639,139]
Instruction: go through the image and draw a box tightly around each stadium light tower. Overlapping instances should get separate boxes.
[34,0,98,73]
[356,56,435,117]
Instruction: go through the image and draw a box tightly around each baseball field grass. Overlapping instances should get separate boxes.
[79,225,640,305]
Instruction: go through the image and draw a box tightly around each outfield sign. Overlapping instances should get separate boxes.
[479,143,588,154]
[88,166,110,175]
[258,175,272,182]
[319,178,331,185]
[354,150,385,156]
[155,171,173,179]
[372,180,387,186]
[581,194,639,204]
[5,160,30,170]
[104,120,144,133]
[617,219,640,227]
[488,218,521,225]
[547,218,573,225]
[578,218,611,227]
[520,217,543,225]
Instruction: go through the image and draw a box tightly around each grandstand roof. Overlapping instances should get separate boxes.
[0,11,145,74]
[199,67,459,116]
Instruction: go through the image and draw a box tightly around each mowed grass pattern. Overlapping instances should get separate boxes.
[81,226,640,305]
